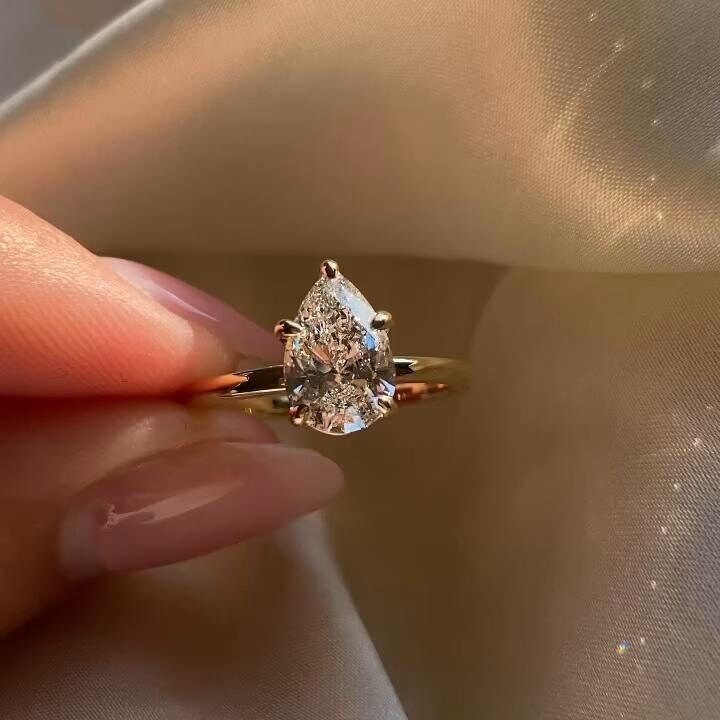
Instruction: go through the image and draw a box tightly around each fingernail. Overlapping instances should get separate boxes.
[59,441,342,578]
[190,407,278,445]
[103,258,280,361]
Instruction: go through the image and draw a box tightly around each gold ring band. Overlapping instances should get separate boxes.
[189,259,467,435]
[189,356,467,415]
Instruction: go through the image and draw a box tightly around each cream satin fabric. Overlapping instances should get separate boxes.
[2,0,720,271]
[1,2,720,719]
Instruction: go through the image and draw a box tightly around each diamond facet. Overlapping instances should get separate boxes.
[283,270,395,435]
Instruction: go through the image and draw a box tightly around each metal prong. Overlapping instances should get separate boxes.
[289,405,309,426]
[320,259,340,279]
[377,396,398,417]
[274,319,303,343]
[371,310,393,330]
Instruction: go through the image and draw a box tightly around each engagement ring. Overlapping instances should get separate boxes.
[191,260,467,436]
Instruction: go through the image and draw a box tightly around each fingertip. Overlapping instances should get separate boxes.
[103,257,280,363]
[0,199,238,396]
[59,441,343,576]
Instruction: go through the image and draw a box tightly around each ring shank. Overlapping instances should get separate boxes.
[188,357,467,414]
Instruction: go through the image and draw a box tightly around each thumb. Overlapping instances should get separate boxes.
[0,398,342,635]
[0,197,277,396]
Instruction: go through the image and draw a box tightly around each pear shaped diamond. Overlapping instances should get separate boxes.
[283,265,395,435]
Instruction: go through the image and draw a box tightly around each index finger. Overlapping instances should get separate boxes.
[0,197,275,396]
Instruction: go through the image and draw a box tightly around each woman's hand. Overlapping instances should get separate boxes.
[0,196,343,635]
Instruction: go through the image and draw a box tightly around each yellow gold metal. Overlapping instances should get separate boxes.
[188,356,468,415]
[320,258,340,279]
[288,405,308,426]
[377,395,398,417]
[371,310,393,330]
[274,319,303,342]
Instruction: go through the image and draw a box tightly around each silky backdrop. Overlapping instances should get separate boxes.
[0,2,719,719]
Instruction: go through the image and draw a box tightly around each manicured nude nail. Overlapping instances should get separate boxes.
[103,258,279,361]
[59,441,342,578]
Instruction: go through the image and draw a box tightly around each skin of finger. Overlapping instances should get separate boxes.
[0,196,235,396]
[0,399,275,635]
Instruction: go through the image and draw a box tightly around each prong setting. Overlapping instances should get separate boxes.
[320,259,340,279]
[274,319,304,343]
[283,261,396,435]
[371,310,393,330]
[377,396,398,417]
[289,404,309,426]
